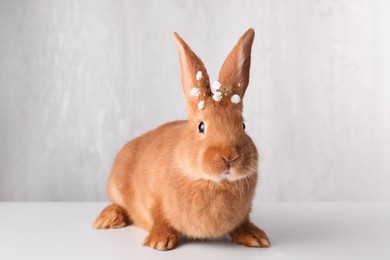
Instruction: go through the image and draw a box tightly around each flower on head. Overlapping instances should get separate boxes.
[212,81,222,93]
[231,94,241,104]
[198,100,205,110]
[190,87,201,97]
[212,91,223,102]
[196,71,203,81]
[238,83,241,87]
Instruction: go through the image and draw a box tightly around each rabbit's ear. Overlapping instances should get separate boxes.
[173,33,210,113]
[218,29,255,100]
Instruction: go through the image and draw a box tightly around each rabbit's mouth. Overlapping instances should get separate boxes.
[221,169,244,182]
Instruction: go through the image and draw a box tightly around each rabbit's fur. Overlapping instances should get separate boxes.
[93,29,270,250]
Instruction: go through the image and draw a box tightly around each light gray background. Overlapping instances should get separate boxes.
[1,0,389,201]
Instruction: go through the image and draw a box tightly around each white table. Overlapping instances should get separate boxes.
[1,203,389,260]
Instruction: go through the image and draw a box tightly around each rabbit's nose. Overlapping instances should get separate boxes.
[222,155,241,167]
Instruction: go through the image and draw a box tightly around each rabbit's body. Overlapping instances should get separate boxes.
[93,29,270,251]
[107,121,187,231]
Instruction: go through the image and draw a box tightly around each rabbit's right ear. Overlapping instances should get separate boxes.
[173,33,210,114]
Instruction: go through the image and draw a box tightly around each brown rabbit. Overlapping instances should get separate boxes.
[93,28,270,251]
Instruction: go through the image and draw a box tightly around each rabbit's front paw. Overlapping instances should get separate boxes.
[143,228,178,251]
[230,221,270,248]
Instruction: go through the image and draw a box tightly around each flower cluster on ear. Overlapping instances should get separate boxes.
[191,71,242,110]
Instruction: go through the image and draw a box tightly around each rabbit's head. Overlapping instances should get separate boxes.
[174,29,258,183]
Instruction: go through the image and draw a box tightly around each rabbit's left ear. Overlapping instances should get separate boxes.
[218,29,255,100]
[173,32,210,115]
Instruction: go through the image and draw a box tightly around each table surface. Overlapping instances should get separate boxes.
[1,202,389,260]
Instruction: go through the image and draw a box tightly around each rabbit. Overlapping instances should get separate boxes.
[93,28,270,251]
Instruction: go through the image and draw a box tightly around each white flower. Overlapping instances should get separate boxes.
[212,81,222,93]
[196,71,203,81]
[231,94,241,104]
[238,83,241,87]
[190,87,201,97]
[198,100,205,110]
[212,91,223,102]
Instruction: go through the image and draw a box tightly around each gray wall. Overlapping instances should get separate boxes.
[1,0,389,201]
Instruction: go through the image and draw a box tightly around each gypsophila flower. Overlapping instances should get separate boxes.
[196,71,203,81]
[198,100,205,110]
[231,94,241,104]
[212,91,223,102]
[190,87,201,97]
[212,81,222,93]
[238,83,241,87]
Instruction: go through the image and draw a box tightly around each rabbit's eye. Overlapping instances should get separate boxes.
[243,123,246,130]
[198,122,205,133]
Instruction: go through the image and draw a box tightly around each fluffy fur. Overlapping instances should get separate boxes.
[93,28,270,251]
